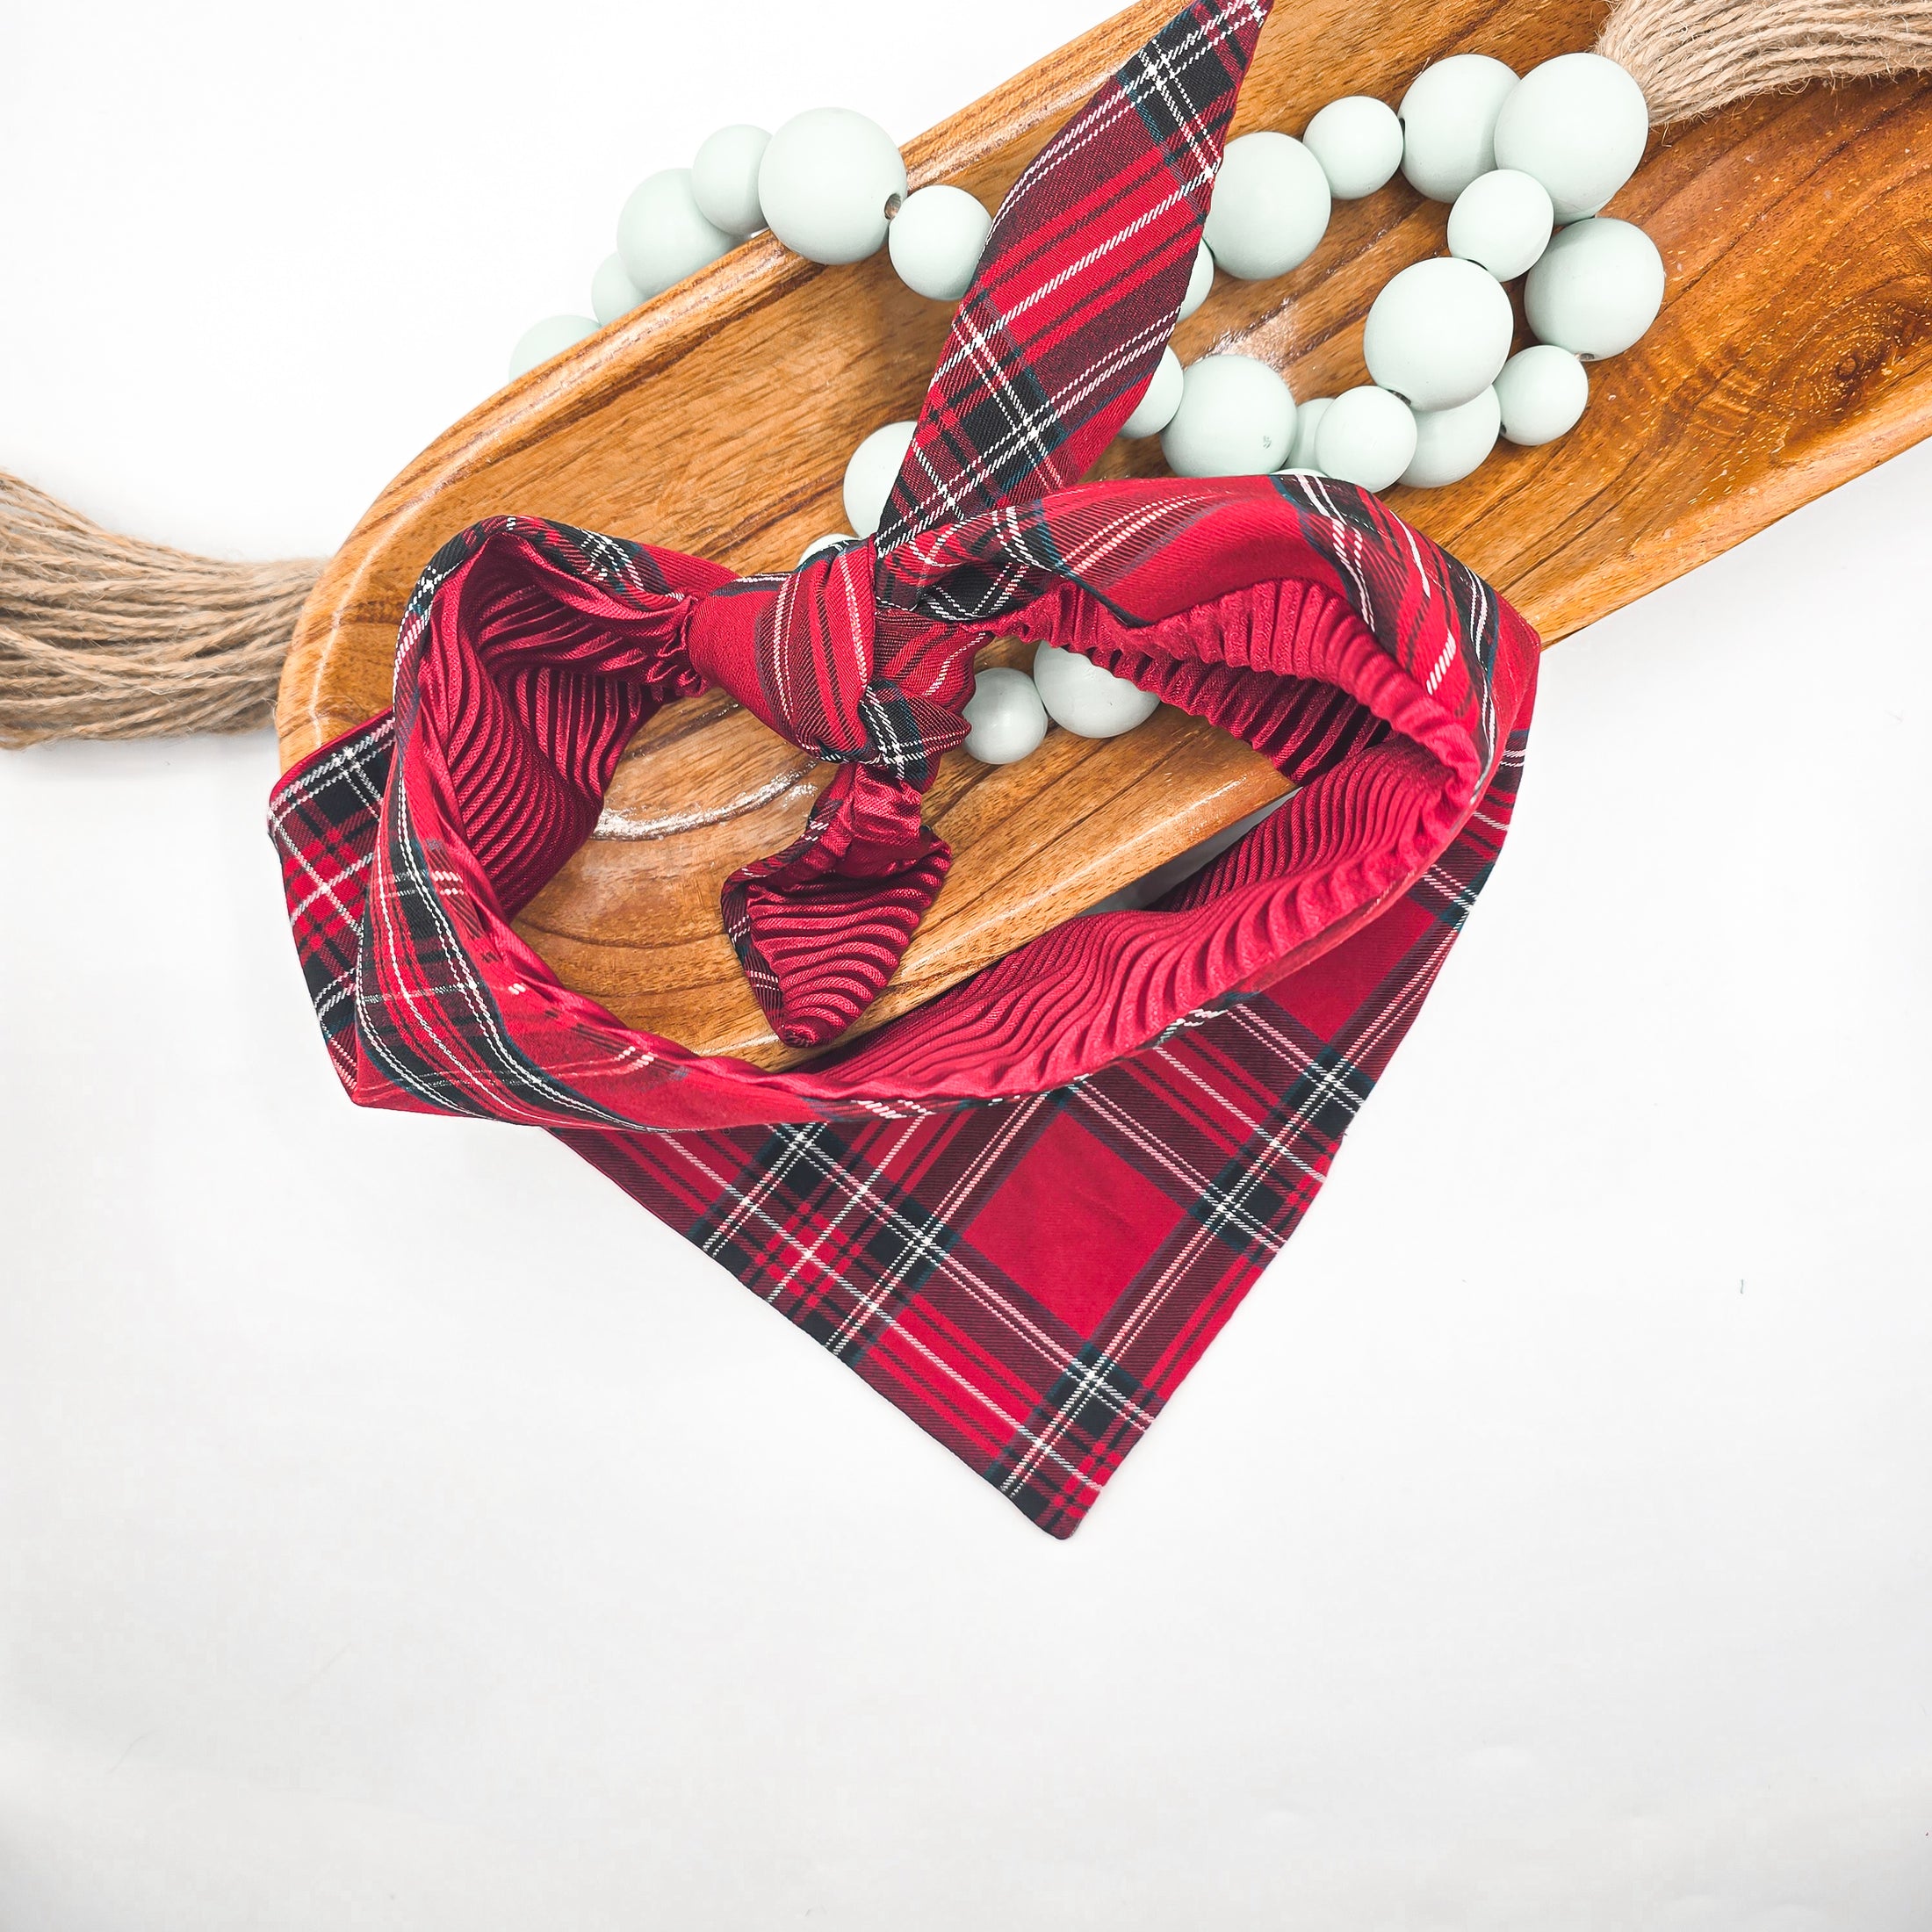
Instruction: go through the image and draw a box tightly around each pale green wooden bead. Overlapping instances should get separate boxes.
[591,254,644,326]
[617,169,733,298]
[962,666,1049,764]
[1401,386,1501,487]
[1447,169,1554,281]
[888,184,991,301]
[692,124,771,235]
[759,108,906,264]
[1203,132,1330,281]
[1178,239,1215,321]
[508,315,596,382]
[1493,53,1649,223]
[842,421,916,537]
[1314,385,1417,494]
[1363,256,1513,411]
[1496,344,1589,444]
[1398,54,1518,202]
[1121,349,1184,438]
[1524,216,1664,358]
[1281,394,1331,472]
[1032,645,1159,739]
[1302,96,1403,199]
[1160,354,1295,476]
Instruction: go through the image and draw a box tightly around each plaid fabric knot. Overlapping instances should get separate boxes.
[681,541,977,1048]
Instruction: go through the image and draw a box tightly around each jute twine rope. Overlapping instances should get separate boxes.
[4,2,1931,746]
[1599,0,1932,123]
[0,471,319,746]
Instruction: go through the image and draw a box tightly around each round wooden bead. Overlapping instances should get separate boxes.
[1313,385,1417,494]
[841,420,916,536]
[692,124,771,235]
[797,531,854,567]
[888,184,991,301]
[1032,645,1160,739]
[1400,386,1501,487]
[1495,343,1589,444]
[1398,54,1518,203]
[1202,132,1331,281]
[1159,354,1296,476]
[1302,96,1403,200]
[962,666,1050,764]
[1362,256,1513,411]
[757,108,907,264]
[590,254,644,326]
[616,169,734,298]
[1524,216,1665,358]
[1282,394,1331,472]
[1446,169,1554,280]
[508,315,596,381]
[1121,349,1184,438]
[1493,53,1650,223]
[1179,240,1215,321]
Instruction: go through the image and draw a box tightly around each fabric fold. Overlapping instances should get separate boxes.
[271,472,1537,1126]
[718,762,953,1049]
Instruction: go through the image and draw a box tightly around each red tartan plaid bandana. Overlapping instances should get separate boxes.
[269,0,1540,1535]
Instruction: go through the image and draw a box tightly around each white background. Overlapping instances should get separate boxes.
[3,5,1929,1927]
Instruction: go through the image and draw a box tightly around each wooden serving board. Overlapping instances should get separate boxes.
[276,0,1932,1069]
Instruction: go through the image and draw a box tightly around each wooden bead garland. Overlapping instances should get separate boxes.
[509,41,1668,770]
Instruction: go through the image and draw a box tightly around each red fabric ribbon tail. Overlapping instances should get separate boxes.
[719,763,952,1049]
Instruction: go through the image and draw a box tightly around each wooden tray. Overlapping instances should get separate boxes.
[275,0,1932,1068]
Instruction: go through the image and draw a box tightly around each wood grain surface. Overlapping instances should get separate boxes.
[276,0,1932,1067]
